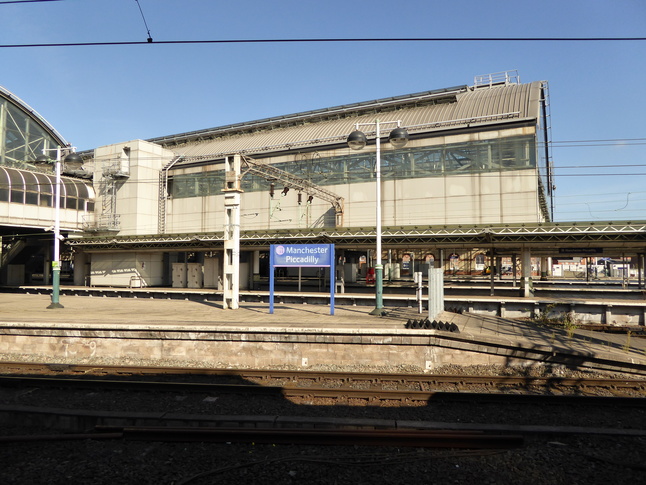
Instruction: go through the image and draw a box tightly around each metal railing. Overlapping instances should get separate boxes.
[474,70,520,87]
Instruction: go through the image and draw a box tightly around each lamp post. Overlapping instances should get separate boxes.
[36,146,82,309]
[347,120,409,316]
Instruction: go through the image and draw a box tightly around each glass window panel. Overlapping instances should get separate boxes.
[197,176,210,197]
[1,100,61,166]
[23,171,38,192]
[166,135,535,198]
[35,173,53,194]
[25,191,38,205]
[175,178,187,198]
[7,169,24,188]
[63,180,77,198]
[11,189,24,203]
[75,182,91,200]
[7,104,28,132]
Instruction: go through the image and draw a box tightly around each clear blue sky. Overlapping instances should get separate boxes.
[1,0,645,222]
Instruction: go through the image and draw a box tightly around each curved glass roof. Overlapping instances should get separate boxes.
[0,85,68,171]
[0,166,94,211]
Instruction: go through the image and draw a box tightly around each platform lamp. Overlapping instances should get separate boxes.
[347,120,409,316]
[35,147,82,309]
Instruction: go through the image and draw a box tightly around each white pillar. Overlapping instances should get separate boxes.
[520,248,534,297]
[223,154,243,310]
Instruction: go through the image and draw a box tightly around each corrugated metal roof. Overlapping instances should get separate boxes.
[159,81,544,162]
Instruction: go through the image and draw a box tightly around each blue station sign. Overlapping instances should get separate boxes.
[272,244,333,267]
[269,244,335,315]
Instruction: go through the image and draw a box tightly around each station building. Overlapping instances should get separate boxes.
[2,72,558,291]
[0,85,93,285]
[71,71,552,290]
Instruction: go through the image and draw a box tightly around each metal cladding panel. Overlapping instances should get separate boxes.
[166,82,544,160]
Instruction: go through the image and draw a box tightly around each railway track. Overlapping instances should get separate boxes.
[1,361,646,404]
[0,426,524,450]
[2,361,646,454]
[2,361,646,389]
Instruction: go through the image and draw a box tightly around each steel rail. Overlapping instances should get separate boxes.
[1,375,645,406]
[0,425,522,449]
[112,426,524,449]
[1,362,645,392]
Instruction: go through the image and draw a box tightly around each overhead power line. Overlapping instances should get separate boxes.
[134,0,153,43]
[0,0,61,4]
[1,36,645,49]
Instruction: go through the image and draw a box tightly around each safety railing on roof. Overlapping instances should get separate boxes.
[473,70,520,87]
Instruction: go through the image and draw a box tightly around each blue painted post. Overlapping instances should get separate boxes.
[269,245,275,314]
[330,244,335,315]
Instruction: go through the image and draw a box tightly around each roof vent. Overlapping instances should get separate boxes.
[473,70,520,88]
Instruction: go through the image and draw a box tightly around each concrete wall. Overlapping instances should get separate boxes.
[90,252,164,287]
[0,326,525,371]
[90,140,175,236]
[0,200,89,231]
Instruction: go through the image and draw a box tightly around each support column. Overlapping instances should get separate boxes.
[638,253,643,290]
[540,257,549,281]
[336,249,345,293]
[512,253,517,286]
[73,251,88,286]
[252,250,260,290]
[427,268,444,320]
[520,248,534,297]
[489,252,495,296]
[43,250,51,286]
[223,154,243,310]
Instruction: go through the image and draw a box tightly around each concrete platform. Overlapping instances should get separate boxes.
[8,284,646,325]
[0,292,645,375]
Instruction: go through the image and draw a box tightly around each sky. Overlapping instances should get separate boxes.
[0,0,645,223]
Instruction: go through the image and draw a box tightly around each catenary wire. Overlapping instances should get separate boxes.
[1,37,646,49]
[0,0,60,4]
[134,0,153,43]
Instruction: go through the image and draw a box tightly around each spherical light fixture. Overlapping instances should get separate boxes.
[63,152,83,164]
[347,130,367,150]
[388,127,409,149]
[35,154,50,163]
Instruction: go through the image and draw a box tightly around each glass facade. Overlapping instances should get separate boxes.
[0,88,95,213]
[0,95,61,170]
[170,134,536,199]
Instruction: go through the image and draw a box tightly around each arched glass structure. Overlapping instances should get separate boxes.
[0,166,94,211]
[0,85,67,169]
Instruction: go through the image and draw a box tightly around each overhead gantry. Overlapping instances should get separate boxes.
[158,152,345,234]
[218,153,345,308]
[239,154,344,227]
